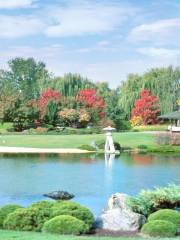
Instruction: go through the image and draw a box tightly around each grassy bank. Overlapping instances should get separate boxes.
[0,230,176,240]
[0,132,179,152]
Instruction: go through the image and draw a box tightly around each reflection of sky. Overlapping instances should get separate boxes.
[0,153,179,216]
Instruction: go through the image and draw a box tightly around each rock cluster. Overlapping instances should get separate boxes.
[96,193,146,231]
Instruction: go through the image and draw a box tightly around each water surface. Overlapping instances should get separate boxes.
[0,152,179,215]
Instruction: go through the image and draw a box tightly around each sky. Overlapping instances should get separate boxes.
[0,0,180,88]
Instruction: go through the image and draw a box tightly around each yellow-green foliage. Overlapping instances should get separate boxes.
[0,204,22,228]
[148,209,180,231]
[141,220,177,237]
[127,184,180,216]
[51,201,94,230]
[42,215,87,235]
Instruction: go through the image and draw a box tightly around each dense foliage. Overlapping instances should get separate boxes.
[0,204,22,228]
[42,215,87,235]
[51,201,94,229]
[2,200,94,235]
[119,67,180,118]
[127,184,180,216]
[4,206,52,232]
[141,220,177,237]
[1,57,179,130]
[131,89,160,126]
[148,209,180,231]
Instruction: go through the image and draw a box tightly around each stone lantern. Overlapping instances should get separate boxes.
[103,126,116,153]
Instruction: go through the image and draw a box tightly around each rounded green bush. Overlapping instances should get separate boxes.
[3,206,52,231]
[42,215,87,235]
[51,201,94,230]
[78,145,96,151]
[141,220,177,237]
[0,204,22,228]
[148,209,180,230]
[30,200,54,209]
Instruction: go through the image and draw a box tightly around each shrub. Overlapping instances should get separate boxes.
[30,201,54,209]
[51,201,94,230]
[42,215,87,235]
[137,145,148,149]
[78,145,96,151]
[3,206,52,231]
[96,140,121,151]
[127,184,180,216]
[141,220,177,237]
[148,209,180,231]
[0,204,22,228]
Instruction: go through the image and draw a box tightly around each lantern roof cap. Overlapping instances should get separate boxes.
[103,126,116,131]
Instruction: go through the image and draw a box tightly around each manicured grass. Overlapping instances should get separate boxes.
[0,123,13,134]
[0,230,177,240]
[0,132,179,152]
[0,132,155,149]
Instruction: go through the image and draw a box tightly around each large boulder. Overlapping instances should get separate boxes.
[96,193,146,231]
[44,191,74,200]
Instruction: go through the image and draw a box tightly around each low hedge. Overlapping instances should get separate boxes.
[3,206,52,231]
[141,220,177,237]
[0,204,22,228]
[148,209,180,231]
[78,145,96,151]
[51,201,94,230]
[2,200,94,233]
[30,200,54,209]
[42,215,87,235]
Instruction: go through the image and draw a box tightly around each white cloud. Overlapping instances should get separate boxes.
[0,0,35,9]
[45,2,137,37]
[137,47,180,58]
[0,15,45,38]
[129,18,180,43]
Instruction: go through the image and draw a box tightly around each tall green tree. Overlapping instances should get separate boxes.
[119,66,180,119]
[51,73,96,97]
[7,58,50,101]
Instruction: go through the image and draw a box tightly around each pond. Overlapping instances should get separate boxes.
[0,152,179,216]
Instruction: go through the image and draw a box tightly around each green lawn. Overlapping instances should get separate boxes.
[0,132,179,152]
[0,230,177,240]
[0,132,155,149]
[0,123,13,134]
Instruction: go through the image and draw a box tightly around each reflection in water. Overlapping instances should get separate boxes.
[105,153,115,168]
[0,152,179,215]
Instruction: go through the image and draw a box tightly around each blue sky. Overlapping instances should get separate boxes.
[0,0,180,88]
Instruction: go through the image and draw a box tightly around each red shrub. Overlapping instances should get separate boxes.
[131,89,160,125]
[39,88,61,118]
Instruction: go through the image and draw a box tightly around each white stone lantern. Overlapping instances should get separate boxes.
[103,126,116,153]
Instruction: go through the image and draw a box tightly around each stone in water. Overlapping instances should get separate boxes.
[44,191,74,200]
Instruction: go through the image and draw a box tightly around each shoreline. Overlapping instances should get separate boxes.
[0,146,92,154]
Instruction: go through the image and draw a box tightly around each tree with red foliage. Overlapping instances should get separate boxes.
[77,89,105,119]
[39,88,61,118]
[131,89,160,125]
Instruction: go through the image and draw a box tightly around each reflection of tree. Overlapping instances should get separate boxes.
[132,153,154,165]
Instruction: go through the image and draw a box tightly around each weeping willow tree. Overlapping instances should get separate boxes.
[50,73,96,97]
[119,66,180,119]
[118,74,142,119]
